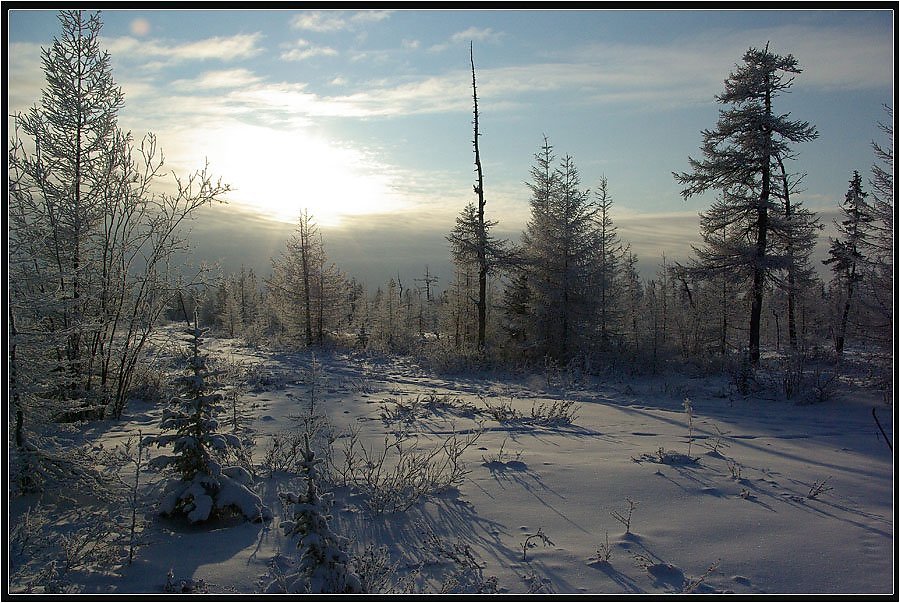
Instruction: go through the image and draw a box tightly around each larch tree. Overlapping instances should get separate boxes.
[674,44,818,365]
[267,210,346,348]
[769,160,822,350]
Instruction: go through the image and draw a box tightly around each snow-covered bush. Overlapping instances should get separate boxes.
[164,569,209,593]
[266,434,362,594]
[144,321,272,524]
[11,436,115,496]
[727,350,756,396]
[379,393,479,425]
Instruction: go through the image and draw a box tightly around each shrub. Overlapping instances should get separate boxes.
[329,425,482,515]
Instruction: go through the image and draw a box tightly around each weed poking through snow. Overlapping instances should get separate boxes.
[807,476,834,499]
[521,527,554,562]
[610,497,639,534]
[588,531,613,564]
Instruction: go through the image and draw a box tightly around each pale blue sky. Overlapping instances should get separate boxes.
[7,8,895,285]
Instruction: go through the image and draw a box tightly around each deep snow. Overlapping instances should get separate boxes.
[8,328,895,595]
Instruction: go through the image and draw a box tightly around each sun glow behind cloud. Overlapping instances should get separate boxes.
[169,122,412,227]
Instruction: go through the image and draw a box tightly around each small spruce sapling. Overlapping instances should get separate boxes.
[144,317,272,524]
[273,434,362,593]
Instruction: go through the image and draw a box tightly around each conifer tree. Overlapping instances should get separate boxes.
[506,138,599,361]
[268,211,347,348]
[8,9,229,422]
[145,317,271,524]
[769,161,822,350]
[271,435,362,593]
[858,106,894,351]
[823,171,872,356]
[674,44,818,365]
[593,176,624,349]
[447,43,508,352]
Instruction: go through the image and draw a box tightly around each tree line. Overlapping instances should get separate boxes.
[192,42,892,381]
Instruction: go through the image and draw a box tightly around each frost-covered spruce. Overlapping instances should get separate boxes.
[269,434,362,594]
[144,319,271,524]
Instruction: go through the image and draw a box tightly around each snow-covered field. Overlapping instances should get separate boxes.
[10,329,895,595]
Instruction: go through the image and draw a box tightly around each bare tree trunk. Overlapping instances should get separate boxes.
[300,212,313,347]
[471,42,487,351]
[776,154,798,350]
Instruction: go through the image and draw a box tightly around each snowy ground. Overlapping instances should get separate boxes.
[10,329,895,595]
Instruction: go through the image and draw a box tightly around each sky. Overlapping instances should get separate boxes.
[6,7,896,287]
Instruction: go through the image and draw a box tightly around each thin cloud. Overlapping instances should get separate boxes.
[450,26,501,44]
[350,10,393,25]
[563,23,892,103]
[431,26,504,53]
[280,39,339,61]
[290,11,347,32]
[102,32,264,65]
[290,10,392,32]
[171,69,263,91]
[7,42,45,111]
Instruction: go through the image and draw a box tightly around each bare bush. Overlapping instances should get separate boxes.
[807,476,834,499]
[329,425,482,515]
[481,397,579,427]
[416,523,499,594]
[588,531,613,564]
[521,527,554,562]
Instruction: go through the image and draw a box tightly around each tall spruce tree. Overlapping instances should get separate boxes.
[858,106,894,351]
[674,44,818,365]
[593,176,623,349]
[823,171,872,356]
[507,138,598,361]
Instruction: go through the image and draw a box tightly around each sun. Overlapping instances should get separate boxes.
[176,122,410,227]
